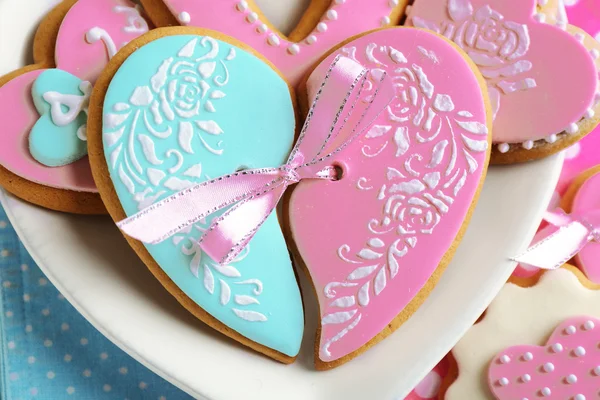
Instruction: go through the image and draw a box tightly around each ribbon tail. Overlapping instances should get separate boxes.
[512,221,592,270]
[199,183,287,265]
[117,169,281,244]
[542,208,570,227]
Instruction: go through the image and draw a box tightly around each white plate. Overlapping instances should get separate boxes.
[0,0,564,398]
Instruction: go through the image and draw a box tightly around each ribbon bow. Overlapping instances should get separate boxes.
[117,56,395,265]
[512,208,600,270]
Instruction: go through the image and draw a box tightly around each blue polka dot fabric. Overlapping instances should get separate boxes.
[0,205,193,400]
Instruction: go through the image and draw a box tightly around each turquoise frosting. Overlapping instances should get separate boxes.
[102,35,303,356]
[30,69,89,167]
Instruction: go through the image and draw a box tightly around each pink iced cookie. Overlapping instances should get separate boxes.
[140,0,408,85]
[406,0,599,160]
[489,316,600,400]
[571,170,600,283]
[556,0,600,195]
[0,0,149,213]
[289,27,491,368]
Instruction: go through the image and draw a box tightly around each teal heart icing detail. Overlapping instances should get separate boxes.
[102,35,303,356]
[30,69,90,167]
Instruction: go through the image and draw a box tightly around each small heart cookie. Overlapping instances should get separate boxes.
[0,0,149,213]
[446,265,600,399]
[29,69,90,167]
[138,0,409,85]
[490,316,600,399]
[289,27,492,369]
[88,27,304,362]
[406,0,600,163]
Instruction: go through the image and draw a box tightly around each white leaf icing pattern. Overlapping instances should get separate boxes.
[322,310,358,325]
[232,309,267,322]
[203,264,214,294]
[329,296,356,308]
[234,295,260,306]
[220,279,231,305]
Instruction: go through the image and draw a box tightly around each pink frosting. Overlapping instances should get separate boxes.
[489,316,600,399]
[289,28,489,362]
[407,0,598,143]
[0,0,148,193]
[572,171,600,283]
[158,0,399,85]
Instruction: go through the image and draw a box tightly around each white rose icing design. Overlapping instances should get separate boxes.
[412,0,535,119]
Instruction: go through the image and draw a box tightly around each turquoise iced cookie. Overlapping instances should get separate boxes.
[101,34,303,358]
[30,69,90,167]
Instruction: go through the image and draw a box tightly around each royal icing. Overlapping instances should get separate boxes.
[146,0,407,85]
[489,316,600,399]
[447,267,600,399]
[289,28,490,363]
[406,0,599,144]
[101,34,303,356]
[30,69,90,167]
[0,0,148,192]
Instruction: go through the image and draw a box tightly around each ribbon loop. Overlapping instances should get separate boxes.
[512,209,600,270]
[117,55,395,265]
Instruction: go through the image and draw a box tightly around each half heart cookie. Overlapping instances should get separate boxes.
[88,28,303,362]
[406,0,600,163]
[289,27,492,369]
[0,0,149,213]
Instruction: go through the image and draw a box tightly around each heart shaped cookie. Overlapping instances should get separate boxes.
[446,265,600,399]
[30,69,90,167]
[489,316,600,399]
[0,0,149,213]
[138,0,409,85]
[88,28,304,362]
[407,0,600,163]
[289,27,492,368]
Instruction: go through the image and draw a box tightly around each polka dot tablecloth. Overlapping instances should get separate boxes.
[0,200,447,399]
[0,205,193,400]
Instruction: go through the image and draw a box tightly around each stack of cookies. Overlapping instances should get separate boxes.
[0,0,598,383]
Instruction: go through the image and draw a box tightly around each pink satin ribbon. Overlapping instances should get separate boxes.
[117,56,395,265]
[512,209,600,270]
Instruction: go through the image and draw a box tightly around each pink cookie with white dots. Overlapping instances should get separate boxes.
[139,0,410,85]
[446,267,600,399]
[489,316,600,399]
